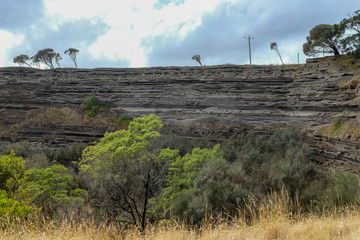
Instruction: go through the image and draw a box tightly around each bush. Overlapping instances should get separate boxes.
[0,142,34,159]
[52,142,86,170]
[160,127,360,224]
[83,96,109,117]
[0,190,32,220]
[111,115,133,129]
[25,164,86,217]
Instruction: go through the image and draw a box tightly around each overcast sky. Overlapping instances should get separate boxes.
[0,0,359,68]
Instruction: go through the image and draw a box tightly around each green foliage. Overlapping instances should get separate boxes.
[0,142,34,159]
[81,114,163,164]
[25,164,86,216]
[0,151,37,221]
[0,151,25,195]
[332,118,342,133]
[303,24,343,56]
[111,115,133,129]
[83,96,109,117]
[52,142,86,170]
[159,145,223,220]
[160,127,360,224]
[339,10,360,56]
[0,190,32,220]
[79,114,173,230]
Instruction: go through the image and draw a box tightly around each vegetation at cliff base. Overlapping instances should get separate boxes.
[0,114,360,238]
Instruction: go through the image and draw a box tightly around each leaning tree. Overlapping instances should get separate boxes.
[303,24,343,56]
[270,42,284,64]
[13,54,32,67]
[192,54,203,66]
[64,48,80,68]
[32,48,59,69]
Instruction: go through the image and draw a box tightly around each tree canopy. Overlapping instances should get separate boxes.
[13,54,32,67]
[192,54,203,66]
[339,10,360,56]
[79,114,176,231]
[303,24,343,56]
[32,48,59,69]
[64,48,80,68]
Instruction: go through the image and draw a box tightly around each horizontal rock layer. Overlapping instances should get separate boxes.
[0,56,359,173]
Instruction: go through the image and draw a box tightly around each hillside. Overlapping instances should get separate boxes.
[0,56,359,173]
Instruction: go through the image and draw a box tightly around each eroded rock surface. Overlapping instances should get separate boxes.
[0,56,359,173]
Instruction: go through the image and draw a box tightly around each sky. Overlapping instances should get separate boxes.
[0,0,359,68]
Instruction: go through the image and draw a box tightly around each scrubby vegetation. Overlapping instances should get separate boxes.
[1,114,360,238]
[83,96,109,117]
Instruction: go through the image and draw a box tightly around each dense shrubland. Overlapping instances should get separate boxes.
[0,115,359,234]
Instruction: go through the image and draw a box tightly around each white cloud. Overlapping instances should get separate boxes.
[44,0,226,67]
[0,30,23,66]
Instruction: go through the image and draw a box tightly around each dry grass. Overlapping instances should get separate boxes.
[22,106,118,130]
[0,106,120,139]
[336,55,360,91]
[338,74,360,91]
[2,190,360,240]
[1,212,360,240]
[317,112,360,142]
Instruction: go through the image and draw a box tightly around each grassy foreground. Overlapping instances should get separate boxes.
[1,212,360,240]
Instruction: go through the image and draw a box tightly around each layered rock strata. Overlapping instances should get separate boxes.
[0,56,359,173]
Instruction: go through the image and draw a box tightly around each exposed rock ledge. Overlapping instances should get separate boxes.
[0,56,359,174]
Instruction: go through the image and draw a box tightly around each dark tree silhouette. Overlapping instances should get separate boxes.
[303,24,343,56]
[13,54,32,67]
[192,54,203,66]
[32,48,58,69]
[64,48,80,68]
[270,42,284,64]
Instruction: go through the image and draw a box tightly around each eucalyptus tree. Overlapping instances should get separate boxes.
[64,48,80,68]
[270,42,284,64]
[303,24,343,56]
[192,54,203,66]
[339,10,360,55]
[32,48,58,69]
[13,54,32,67]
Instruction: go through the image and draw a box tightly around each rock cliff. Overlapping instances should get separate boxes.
[0,56,359,173]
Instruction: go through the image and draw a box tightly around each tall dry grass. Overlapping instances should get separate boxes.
[2,190,360,240]
[1,212,360,240]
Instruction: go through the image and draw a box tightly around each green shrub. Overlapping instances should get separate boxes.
[160,127,360,224]
[0,151,38,222]
[0,150,25,194]
[0,190,32,220]
[52,142,86,170]
[83,96,109,117]
[0,142,34,159]
[25,164,86,217]
[111,115,133,129]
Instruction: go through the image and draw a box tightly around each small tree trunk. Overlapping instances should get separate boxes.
[141,165,151,232]
[276,49,284,64]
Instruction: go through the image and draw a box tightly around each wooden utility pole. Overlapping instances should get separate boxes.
[244,35,254,65]
[297,53,299,64]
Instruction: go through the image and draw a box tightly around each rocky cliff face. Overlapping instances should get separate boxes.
[0,56,359,173]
